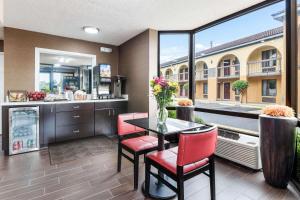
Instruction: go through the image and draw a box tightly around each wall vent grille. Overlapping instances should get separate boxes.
[215,128,261,170]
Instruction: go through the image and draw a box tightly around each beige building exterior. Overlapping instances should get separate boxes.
[160,27,286,105]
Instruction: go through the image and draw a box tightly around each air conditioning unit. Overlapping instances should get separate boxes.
[215,128,261,170]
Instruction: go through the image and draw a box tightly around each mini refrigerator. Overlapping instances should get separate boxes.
[9,107,40,155]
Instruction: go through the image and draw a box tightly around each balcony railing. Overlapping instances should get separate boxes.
[195,69,208,81]
[217,64,240,79]
[248,58,281,77]
[165,74,178,82]
[179,73,189,82]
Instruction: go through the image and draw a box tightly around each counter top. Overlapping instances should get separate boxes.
[1,98,128,106]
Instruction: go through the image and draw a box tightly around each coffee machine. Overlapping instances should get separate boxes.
[112,75,127,99]
[93,64,112,99]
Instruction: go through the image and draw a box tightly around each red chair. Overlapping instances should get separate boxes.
[117,113,169,190]
[145,126,218,200]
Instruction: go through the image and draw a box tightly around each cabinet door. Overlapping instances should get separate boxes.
[111,105,128,136]
[43,104,56,145]
[95,109,112,136]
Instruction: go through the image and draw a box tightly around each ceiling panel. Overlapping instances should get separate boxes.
[3,0,265,45]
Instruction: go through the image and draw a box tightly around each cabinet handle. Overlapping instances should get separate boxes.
[109,110,111,116]
[73,115,80,118]
[73,129,80,134]
[73,106,80,109]
[113,109,115,116]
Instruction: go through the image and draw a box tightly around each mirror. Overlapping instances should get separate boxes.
[38,51,96,94]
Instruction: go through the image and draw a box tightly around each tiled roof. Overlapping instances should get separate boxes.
[161,26,283,68]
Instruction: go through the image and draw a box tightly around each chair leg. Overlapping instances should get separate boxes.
[133,154,139,190]
[177,178,184,200]
[117,142,122,172]
[145,158,151,196]
[209,157,216,200]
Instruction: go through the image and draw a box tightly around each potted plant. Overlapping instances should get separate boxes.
[232,80,248,103]
[176,98,194,122]
[260,105,298,188]
[150,76,179,124]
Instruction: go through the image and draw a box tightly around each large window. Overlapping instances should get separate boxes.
[294,0,300,188]
[158,1,286,134]
[203,82,208,98]
[262,49,278,68]
[159,33,190,98]
[157,0,298,190]
[262,79,277,97]
[193,1,285,107]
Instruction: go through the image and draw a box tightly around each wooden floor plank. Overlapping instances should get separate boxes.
[0,138,299,200]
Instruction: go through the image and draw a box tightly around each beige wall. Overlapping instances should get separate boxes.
[119,29,157,113]
[195,81,207,99]
[247,76,281,104]
[162,37,285,104]
[4,27,119,92]
[148,29,158,118]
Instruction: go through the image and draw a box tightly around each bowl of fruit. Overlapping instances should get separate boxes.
[28,91,46,101]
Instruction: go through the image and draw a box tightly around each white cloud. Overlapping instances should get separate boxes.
[195,43,207,51]
[160,42,223,63]
[160,46,188,63]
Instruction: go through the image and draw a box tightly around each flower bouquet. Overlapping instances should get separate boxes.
[150,76,179,124]
[260,105,298,188]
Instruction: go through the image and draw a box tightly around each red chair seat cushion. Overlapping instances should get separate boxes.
[121,135,163,152]
[147,147,209,174]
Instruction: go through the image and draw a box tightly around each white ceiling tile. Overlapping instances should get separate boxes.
[2,0,264,45]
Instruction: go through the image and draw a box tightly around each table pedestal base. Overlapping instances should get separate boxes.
[142,174,176,200]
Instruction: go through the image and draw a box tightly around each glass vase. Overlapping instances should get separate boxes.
[157,105,168,125]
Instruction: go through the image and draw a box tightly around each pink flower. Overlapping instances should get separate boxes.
[159,78,168,87]
[154,77,160,84]
[152,76,169,88]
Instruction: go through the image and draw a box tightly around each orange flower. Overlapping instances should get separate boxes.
[178,99,193,106]
[262,105,294,117]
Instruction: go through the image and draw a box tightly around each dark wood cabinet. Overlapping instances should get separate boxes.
[1,101,128,153]
[111,102,128,135]
[42,104,56,146]
[56,110,94,126]
[56,103,94,112]
[55,102,94,142]
[95,108,112,136]
[95,101,128,137]
[56,123,94,142]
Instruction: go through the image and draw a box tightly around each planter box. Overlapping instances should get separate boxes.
[176,106,195,122]
[259,114,298,188]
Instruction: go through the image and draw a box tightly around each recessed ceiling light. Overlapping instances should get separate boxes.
[83,26,100,34]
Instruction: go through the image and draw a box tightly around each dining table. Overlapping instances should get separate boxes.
[125,117,205,200]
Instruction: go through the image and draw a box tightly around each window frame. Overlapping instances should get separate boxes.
[203,82,208,98]
[158,0,299,189]
[158,0,297,118]
[262,79,277,97]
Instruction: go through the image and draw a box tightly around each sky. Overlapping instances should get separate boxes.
[160,1,285,64]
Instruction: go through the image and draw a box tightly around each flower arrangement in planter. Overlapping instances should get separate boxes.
[262,105,294,117]
[150,76,179,124]
[260,105,298,188]
[176,98,194,122]
[177,98,193,106]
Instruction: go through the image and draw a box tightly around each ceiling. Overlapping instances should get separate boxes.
[40,53,93,66]
[2,0,264,45]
